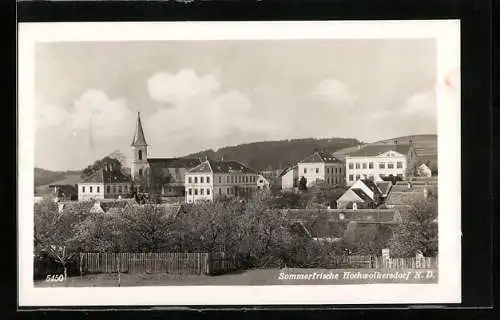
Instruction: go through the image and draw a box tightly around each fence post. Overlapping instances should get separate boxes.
[79,253,83,278]
[381,248,390,269]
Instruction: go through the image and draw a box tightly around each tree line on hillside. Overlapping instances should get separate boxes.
[34,186,438,279]
[185,138,360,171]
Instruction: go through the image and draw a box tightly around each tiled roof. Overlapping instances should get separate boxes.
[299,150,342,164]
[131,112,147,146]
[385,191,426,206]
[347,144,412,157]
[187,160,257,174]
[80,169,131,184]
[351,188,372,202]
[148,158,201,169]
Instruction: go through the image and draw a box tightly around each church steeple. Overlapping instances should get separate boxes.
[131,112,147,146]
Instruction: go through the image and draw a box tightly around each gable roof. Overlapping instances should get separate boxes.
[148,158,201,169]
[80,169,131,184]
[131,112,148,146]
[360,179,382,196]
[350,188,373,202]
[279,165,298,177]
[299,150,342,164]
[347,143,412,157]
[375,181,392,195]
[188,160,257,174]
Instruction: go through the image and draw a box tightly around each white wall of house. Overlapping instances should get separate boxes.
[349,180,376,200]
[298,162,326,188]
[78,183,105,201]
[324,163,346,186]
[256,175,270,190]
[185,172,258,203]
[418,164,432,177]
[281,169,297,190]
[345,152,408,185]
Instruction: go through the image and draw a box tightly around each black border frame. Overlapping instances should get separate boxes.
[14,0,494,314]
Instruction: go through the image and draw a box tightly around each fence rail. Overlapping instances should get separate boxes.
[330,255,438,269]
[79,252,218,275]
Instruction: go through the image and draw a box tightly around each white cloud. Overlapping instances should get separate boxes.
[145,69,259,155]
[399,92,436,117]
[311,78,358,108]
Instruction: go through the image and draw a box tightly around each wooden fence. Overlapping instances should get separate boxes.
[79,252,240,275]
[330,255,438,269]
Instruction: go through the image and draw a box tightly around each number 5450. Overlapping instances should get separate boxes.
[46,274,65,282]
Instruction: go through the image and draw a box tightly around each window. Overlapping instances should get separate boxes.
[227,188,230,194]
[138,150,143,160]
[315,168,319,173]
[82,186,86,193]
[97,186,100,193]
[219,188,222,195]
[397,161,403,168]
[379,163,386,169]
[388,163,394,169]
[369,162,374,169]
[124,186,128,192]
[349,174,354,181]
[355,174,360,180]
[207,189,210,195]
[90,186,93,193]
[194,189,198,195]
[107,186,110,193]
[139,169,143,176]
[369,175,374,181]
[113,186,117,193]
[118,186,122,193]
[259,180,263,183]
[349,163,354,169]
[327,177,330,184]
[363,174,367,179]
[218,176,221,183]
[245,176,248,183]
[200,177,204,183]
[355,163,360,169]
[362,163,367,169]
[194,177,198,183]
[304,168,307,174]
[200,189,204,195]
[207,177,210,183]
[326,168,330,173]
[188,177,192,183]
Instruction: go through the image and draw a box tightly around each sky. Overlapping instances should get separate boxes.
[35,39,437,171]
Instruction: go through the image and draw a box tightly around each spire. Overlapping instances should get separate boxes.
[131,112,147,146]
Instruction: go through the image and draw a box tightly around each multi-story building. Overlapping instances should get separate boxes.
[77,164,132,201]
[184,159,259,203]
[344,141,418,185]
[297,150,345,188]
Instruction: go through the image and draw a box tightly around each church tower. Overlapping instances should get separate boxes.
[131,112,148,182]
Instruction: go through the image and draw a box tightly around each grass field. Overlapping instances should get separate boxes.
[35,268,438,287]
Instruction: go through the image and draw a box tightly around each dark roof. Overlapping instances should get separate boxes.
[188,160,257,174]
[48,184,78,196]
[299,150,342,164]
[376,181,392,195]
[148,158,201,169]
[347,143,412,157]
[131,112,147,146]
[279,165,297,177]
[80,169,131,183]
[351,188,373,202]
[385,191,426,206]
[360,179,382,196]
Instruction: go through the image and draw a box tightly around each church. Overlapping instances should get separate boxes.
[130,112,201,197]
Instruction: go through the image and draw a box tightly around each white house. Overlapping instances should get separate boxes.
[256,174,270,191]
[184,159,259,203]
[344,141,417,186]
[336,179,385,209]
[298,150,345,188]
[417,163,432,177]
[280,165,298,191]
[78,164,132,201]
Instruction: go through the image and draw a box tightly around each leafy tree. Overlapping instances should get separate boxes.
[298,176,307,191]
[34,198,87,279]
[81,156,124,179]
[388,195,438,257]
[306,180,347,209]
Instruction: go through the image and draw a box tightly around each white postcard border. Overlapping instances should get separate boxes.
[18,20,461,306]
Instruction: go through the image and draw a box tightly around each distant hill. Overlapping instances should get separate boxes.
[334,134,437,160]
[34,169,82,196]
[185,138,361,171]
